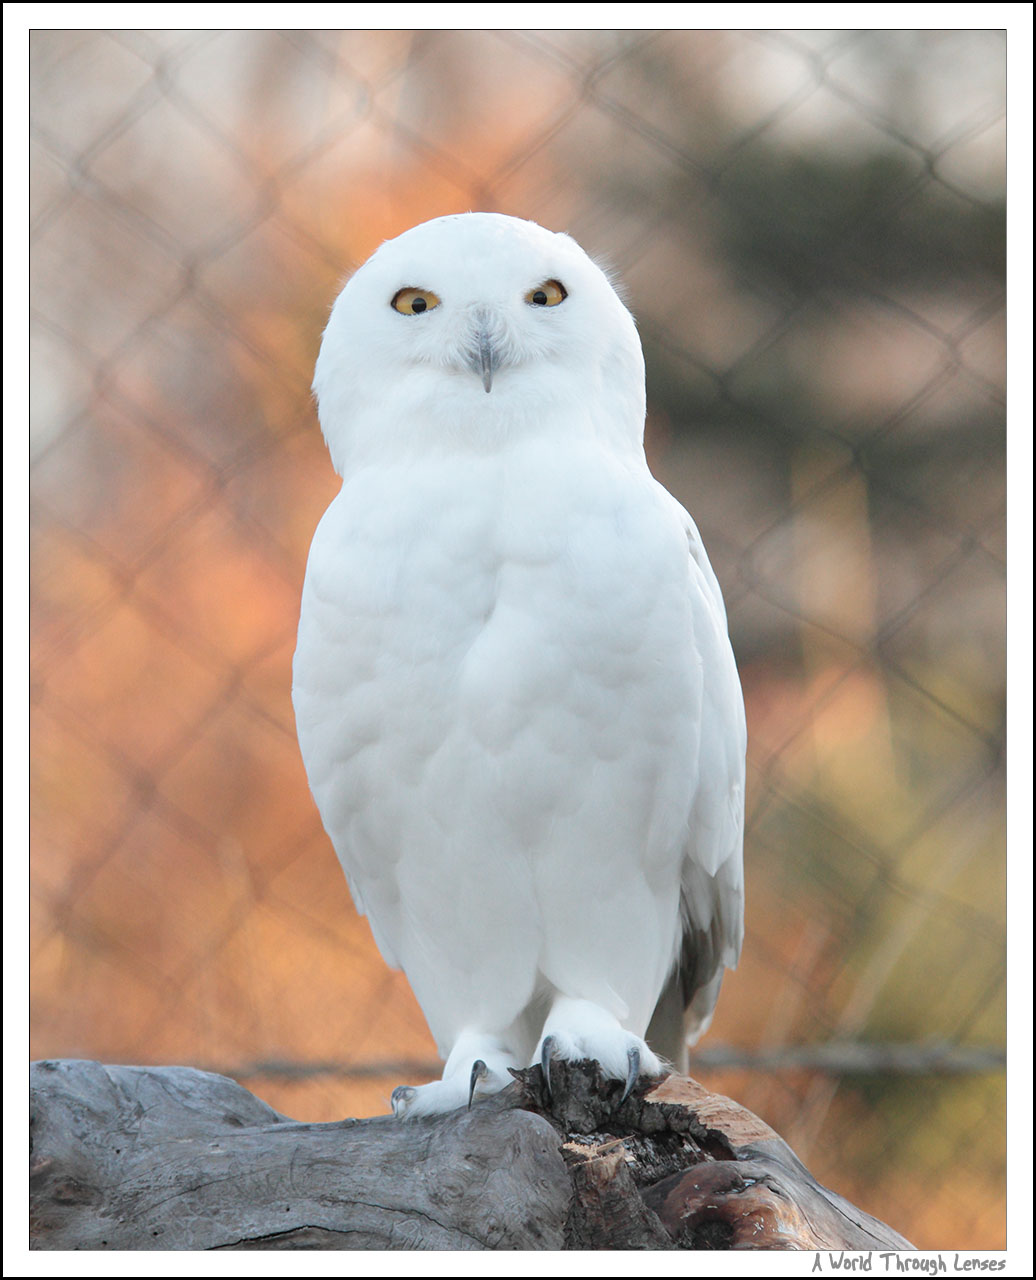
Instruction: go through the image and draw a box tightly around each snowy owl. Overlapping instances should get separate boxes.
[293,212,745,1118]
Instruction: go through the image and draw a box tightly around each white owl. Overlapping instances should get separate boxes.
[293,213,745,1117]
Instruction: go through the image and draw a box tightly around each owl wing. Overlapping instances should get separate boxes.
[647,495,746,1067]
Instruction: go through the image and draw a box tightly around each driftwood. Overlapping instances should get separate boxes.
[29,1056,912,1250]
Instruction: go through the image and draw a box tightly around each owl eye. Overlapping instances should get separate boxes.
[525,280,567,307]
[392,287,441,315]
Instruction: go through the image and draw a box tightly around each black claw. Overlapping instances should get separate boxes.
[620,1045,640,1104]
[468,1059,487,1109]
[391,1085,416,1117]
[540,1035,557,1099]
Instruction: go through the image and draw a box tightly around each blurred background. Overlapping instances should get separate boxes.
[29,28,1006,1249]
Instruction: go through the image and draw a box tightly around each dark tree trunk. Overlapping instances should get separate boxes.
[29,1057,912,1250]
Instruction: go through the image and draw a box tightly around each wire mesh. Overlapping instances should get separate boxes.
[28,28,1007,1250]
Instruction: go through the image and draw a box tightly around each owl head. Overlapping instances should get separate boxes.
[312,213,646,474]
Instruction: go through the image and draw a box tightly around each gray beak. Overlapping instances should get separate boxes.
[470,317,497,393]
[478,329,495,393]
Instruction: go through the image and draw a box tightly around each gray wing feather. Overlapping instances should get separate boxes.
[648,499,746,1070]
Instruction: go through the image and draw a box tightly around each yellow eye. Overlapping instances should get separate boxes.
[392,287,441,315]
[525,279,567,307]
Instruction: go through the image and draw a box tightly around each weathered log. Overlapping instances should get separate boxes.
[29,1056,912,1250]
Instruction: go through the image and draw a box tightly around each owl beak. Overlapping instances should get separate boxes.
[470,316,498,393]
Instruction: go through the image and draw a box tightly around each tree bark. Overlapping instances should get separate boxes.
[29,1056,912,1250]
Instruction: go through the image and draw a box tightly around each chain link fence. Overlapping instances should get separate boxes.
[29,28,1007,1249]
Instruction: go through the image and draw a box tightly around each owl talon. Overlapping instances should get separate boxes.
[391,1085,417,1118]
[540,1034,558,1099]
[620,1044,640,1103]
[468,1059,488,1108]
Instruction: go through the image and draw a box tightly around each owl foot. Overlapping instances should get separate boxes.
[390,1034,519,1118]
[536,998,663,1103]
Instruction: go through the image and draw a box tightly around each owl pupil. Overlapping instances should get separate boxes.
[411,296,427,313]
[532,290,547,306]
